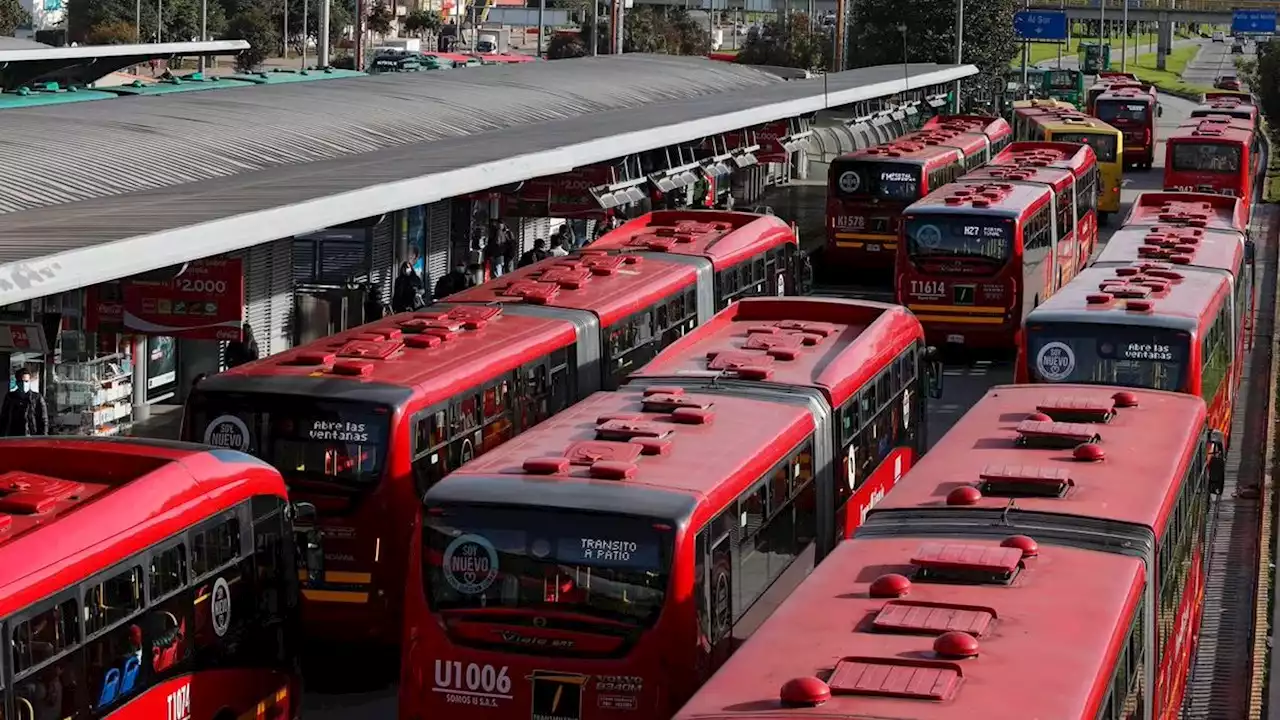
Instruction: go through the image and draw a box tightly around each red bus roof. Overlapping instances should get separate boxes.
[1123,191,1249,234]
[584,210,795,271]
[1201,91,1254,105]
[843,138,964,171]
[1097,84,1157,103]
[1027,262,1230,331]
[203,304,576,408]
[0,438,285,616]
[899,126,989,159]
[873,383,1207,530]
[672,534,1144,720]
[963,162,1073,192]
[991,141,1098,173]
[907,180,1052,218]
[1190,100,1258,123]
[426,387,815,522]
[922,114,1013,142]
[629,297,925,408]
[1098,70,1140,82]
[447,249,699,326]
[1094,224,1246,274]
[1168,116,1256,146]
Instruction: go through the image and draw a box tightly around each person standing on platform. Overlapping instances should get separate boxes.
[392,261,430,313]
[435,261,473,299]
[519,239,550,268]
[0,368,47,437]
[225,323,260,369]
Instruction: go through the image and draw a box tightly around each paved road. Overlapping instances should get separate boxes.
[299,88,1202,720]
[1181,37,1245,89]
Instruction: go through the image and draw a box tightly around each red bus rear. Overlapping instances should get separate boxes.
[1164,117,1260,207]
[988,141,1101,262]
[400,298,942,720]
[1094,85,1158,168]
[896,180,1066,349]
[1018,262,1239,442]
[579,210,806,307]
[826,141,965,276]
[674,384,1222,720]
[0,438,300,720]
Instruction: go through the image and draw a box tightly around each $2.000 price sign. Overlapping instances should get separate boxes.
[122,258,245,341]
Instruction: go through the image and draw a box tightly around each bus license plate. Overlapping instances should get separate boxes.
[867,243,881,252]
[946,334,965,344]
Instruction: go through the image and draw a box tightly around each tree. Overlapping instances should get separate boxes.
[736,12,828,70]
[0,0,30,35]
[403,9,441,40]
[1243,42,1280,144]
[67,0,225,44]
[87,20,138,44]
[851,0,1018,90]
[225,7,278,71]
[366,1,393,36]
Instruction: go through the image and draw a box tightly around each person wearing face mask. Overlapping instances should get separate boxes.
[391,260,429,313]
[0,368,48,437]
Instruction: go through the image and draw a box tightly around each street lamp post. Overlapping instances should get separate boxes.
[1120,0,1128,72]
[199,0,207,73]
[157,0,163,42]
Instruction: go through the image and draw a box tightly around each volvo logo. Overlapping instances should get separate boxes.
[533,617,548,628]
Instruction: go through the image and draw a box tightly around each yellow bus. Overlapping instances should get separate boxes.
[1029,114,1124,222]
[1009,98,1077,140]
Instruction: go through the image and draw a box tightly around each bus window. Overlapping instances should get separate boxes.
[149,543,188,601]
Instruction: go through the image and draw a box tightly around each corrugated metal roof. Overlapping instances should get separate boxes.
[0,54,779,216]
[0,57,977,302]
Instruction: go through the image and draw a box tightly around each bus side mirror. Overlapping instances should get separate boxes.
[1245,239,1256,264]
[292,501,317,525]
[1208,430,1226,496]
[924,346,945,399]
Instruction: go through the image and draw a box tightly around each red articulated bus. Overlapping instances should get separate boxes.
[825,141,966,275]
[182,211,799,651]
[1164,116,1263,207]
[629,296,943,541]
[0,438,300,720]
[1094,85,1159,169]
[1019,262,1240,444]
[896,180,1067,349]
[399,297,943,720]
[577,210,806,309]
[987,141,1101,263]
[673,384,1225,720]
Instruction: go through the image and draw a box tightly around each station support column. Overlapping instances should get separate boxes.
[132,336,150,422]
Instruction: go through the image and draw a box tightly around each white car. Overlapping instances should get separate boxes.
[1212,31,1225,43]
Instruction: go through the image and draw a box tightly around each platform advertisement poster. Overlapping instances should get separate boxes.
[508,164,616,218]
[121,258,245,341]
[754,121,793,164]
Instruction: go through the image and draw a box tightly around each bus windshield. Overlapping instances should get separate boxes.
[1047,70,1077,89]
[831,160,922,202]
[1171,143,1242,173]
[1096,100,1151,124]
[1025,323,1189,391]
[188,392,391,487]
[424,504,672,629]
[1052,132,1118,163]
[905,215,1012,264]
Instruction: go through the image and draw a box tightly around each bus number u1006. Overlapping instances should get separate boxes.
[434,660,513,699]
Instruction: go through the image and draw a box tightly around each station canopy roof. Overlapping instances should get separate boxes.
[0,53,976,304]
